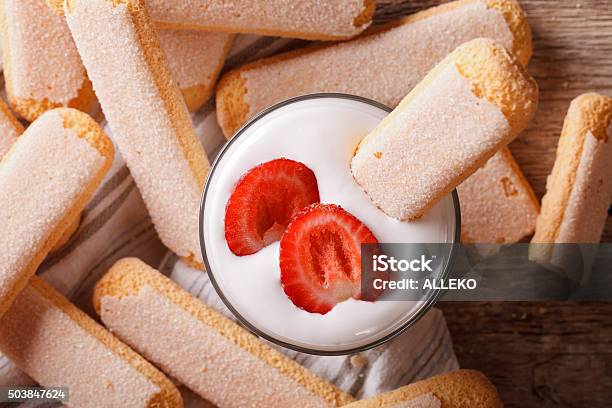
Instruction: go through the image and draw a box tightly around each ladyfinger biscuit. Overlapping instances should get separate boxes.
[158,29,233,112]
[0,0,95,122]
[0,276,182,408]
[0,62,82,252]
[0,108,113,318]
[64,0,210,269]
[343,370,502,408]
[532,93,612,252]
[145,0,376,41]
[0,97,23,158]
[458,147,540,243]
[217,0,531,138]
[94,258,355,408]
[351,38,538,220]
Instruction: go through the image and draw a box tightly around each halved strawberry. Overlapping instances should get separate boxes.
[279,203,379,314]
[225,158,320,256]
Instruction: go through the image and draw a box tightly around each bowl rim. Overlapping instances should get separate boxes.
[199,92,462,356]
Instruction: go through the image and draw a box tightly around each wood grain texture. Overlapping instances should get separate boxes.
[375,1,612,407]
[437,301,612,407]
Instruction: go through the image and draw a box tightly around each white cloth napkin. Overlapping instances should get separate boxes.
[0,34,458,405]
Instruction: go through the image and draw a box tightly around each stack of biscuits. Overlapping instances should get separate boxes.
[0,0,609,407]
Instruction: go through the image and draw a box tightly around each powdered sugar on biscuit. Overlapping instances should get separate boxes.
[556,130,612,242]
[66,0,208,265]
[458,149,539,243]
[351,63,510,220]
[2,0,86,105]
[0,282,161,407]
[158,29,230,90]
[240,1,513,120]
[146,0,372,39]
[101,284,337,408]
[0,110,105,312]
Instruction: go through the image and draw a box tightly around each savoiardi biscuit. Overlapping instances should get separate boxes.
[0,0,95,122]
[0,276,182,408]
[145,0,376,41]
[64,0,210,269]
[94,258,355,408]
[458,147,540,244]
[216,0,531,138]
[351,38,538,220]
[158,29,233,112]
[531,93,612,261]
[0,108,113,318]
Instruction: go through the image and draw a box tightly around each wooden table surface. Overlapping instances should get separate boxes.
[377,1,612,406]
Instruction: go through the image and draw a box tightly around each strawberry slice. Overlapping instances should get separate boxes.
[225,158,320,256]
[279,203,380,314]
